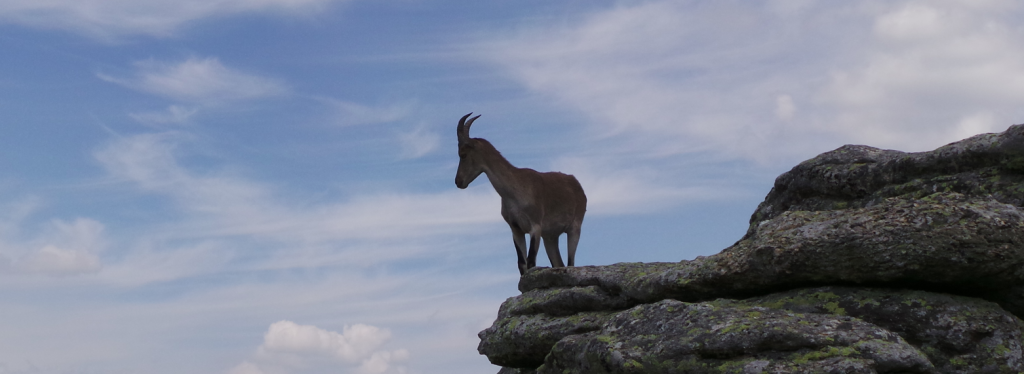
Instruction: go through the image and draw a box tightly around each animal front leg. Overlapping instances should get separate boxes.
[542,234,565,268]
[526,232,541,270]
[510,226,529,275]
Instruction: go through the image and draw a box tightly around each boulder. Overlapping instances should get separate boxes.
[480,125,1024,373]
[749,125,1024,233]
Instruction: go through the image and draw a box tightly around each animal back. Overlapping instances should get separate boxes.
[538,171,587,228]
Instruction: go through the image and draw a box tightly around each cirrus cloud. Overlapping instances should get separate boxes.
[0,0,341,40]
[0,210,106,277]
[483,0,1024,162]
[99,57,288,104]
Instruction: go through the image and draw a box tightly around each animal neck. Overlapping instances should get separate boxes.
[476,141,520,197]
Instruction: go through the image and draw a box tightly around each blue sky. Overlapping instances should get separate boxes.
[2,0,1024,373]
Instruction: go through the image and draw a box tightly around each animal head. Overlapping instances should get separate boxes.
[455,112,483,189]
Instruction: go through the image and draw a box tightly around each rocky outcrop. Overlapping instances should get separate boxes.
[480,125,1024,373]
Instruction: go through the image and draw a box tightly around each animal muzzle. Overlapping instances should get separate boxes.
[455,168,479,189]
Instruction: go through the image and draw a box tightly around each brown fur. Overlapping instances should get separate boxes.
[455,113,587,275]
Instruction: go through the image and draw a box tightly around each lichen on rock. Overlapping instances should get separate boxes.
[541,299,934,374]
[750,287,1024,373]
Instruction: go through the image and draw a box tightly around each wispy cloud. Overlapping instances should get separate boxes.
[98,132,496,238]
[129,105,199,126]
[0,0,340,40]
[397,125,440,159]
[0,198,106,277]
[90,132,502,284]
[20,218,105,276]
[484,0,1024,162]
[99,57,288,104]
[319,98,413,127]
[550,156,746,215]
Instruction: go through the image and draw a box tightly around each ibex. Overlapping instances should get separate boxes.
[455,113,587,275]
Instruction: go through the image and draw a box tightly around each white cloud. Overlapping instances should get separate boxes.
[260,321,390,361]
[873,3,946,41]
[483,1,836,162]
[954,111,997,140]
[22,244,102,276]
[775,94,796,121]
[86,131,505,287]
[550,156,744,215]
[130,105,199,126]
[94,133,499,245]
[0,214,106,277]
[100,57,287,104]
[820,0,1024,150]
[358,350,409,374]
[253,321,409,373]
[0,0,340,39]
[96,239,236,286]
[320,98,412,127]
[0,196,42,239]
[485,0,1024,161]
[26,218,105,276]
[397,126,440,159]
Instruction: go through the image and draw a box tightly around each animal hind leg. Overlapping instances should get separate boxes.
[510,226,529,275]
[542,233,566,268]
[566,228,581,267]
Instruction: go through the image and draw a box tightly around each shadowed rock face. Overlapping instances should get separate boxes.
[480,124,1024,373]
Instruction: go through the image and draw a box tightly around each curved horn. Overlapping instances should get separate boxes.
[458,112,473,143]
[465,114,481,134]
